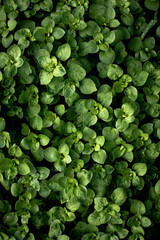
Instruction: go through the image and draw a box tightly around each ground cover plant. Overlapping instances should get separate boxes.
[0,0,160,239]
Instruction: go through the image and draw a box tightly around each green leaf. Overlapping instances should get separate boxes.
[39,182,51,198]
[88,210,111,226]
[98,107,109,122]
[155,180,160,195]
[132,163,147,176]
[132,71,149,86]
[37,167,50,180]
[31,147,44,162]
[116,119,129,132]
[33,27,45,41]
[74,185,87,200]
[41,92,54,104]
[68,64,86,81]
[53,63,66,77]
[99,48,115,64]
[92,149,107,164]
[0,52,9,68]
[56,43,71,61]
[144,0,159,11]
[18,162,30,175]
[97,84,113,107]
[39,70,53,85]
[117,229,129,239]
[124,86,138,101]
[30,115,43,131]
[59,143,70,156]
[121,13,134,26]
[156,26,160,37]
[16,0,30,11]
[94,197,108,212]
[20,137,31,150]
[49,219,63,238]
[130,200,146,215]
[80,78,97,94]
[85,40,99,54]
[77,169,93,186]
[11,183,23,197]
[2,34,13,48]
[7,44,21,60]
[141,217,151,227]
[44,147,61,162]
[38,134,50,146]
[3,212,18,226]
[0,158,11,171]
[111,187,127,205]
[102,126,119,141]
[53,27,65,39]
[57,235,70,240]
[83,127,96,141]
[40,0,53,12]
[0,118,6,132]
[41,16,55,28]
[107,64,123,80]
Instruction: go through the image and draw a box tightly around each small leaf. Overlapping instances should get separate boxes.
[3,212,18,226]
[44,147,61,162]
[56,43,71,61]
[80,78,97,94]
[111,187,127,205]
[11,183,23,197]
[68,64,86,81]
[132,163,147,176]
[130,200,146,215]
[92,149,107,164]
[18,162,30,175]
[0,158,11,171]
[155,180,160,195]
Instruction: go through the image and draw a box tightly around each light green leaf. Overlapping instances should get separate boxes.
[155,180,160,195]
[88,210,111,226]
[132,71,149,86]
[44,147,61,162]
[111,187,127,205]
[107,64,123,80]
[68,64,86,81]
[130,200,146,215]
[77,169,93,186]
[33,27,45,41]
[11,183,23,197]
[53,27,65,39]
[99,48,115,64]
[53,63,66,77]
[83,127,96,141]
[18,162,30,175]
[38,134,50,146]
[80,78,97,94]
[98,107,109,122]
[56,43,71,61]
[39,70,53,85]
[97,84,113,107]
[132,163,147,176]
[141,217,151,227]
[92,149,107,164]
[7,44,21,60]
[30,115,43,131]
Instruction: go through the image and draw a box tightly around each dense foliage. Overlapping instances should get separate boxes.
[0,0,160,239]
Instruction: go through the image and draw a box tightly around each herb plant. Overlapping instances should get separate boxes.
[0,0,160,239]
